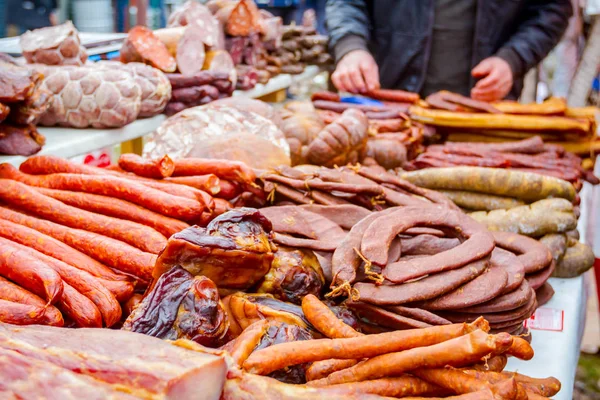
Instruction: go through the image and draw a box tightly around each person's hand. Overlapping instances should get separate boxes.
[49,11,59,26]
[331,49,380,94]
[471,57,513,102]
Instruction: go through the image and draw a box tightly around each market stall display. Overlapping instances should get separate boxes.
[401,166,595,280]
[0,155,261,327]
[0,12,598,397]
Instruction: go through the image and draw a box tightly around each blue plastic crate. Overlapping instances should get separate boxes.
[340,96,384,107]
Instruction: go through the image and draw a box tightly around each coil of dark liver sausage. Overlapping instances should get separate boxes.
[354,258,488,305]
[0,207,155,283]
[492,231,552,274]
[331,208,400,288]
[0,164,204,221]
[0,236,63,304]
[416,263,508,310]
[360,207,495,283]
[0,179,167,254]
[459,280,533,314]
[489,247,525,294]
[526,260,555,289]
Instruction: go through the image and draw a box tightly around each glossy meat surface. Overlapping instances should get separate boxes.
[0,322,227,399]
[154,208,275,289]
[123,266,229,347]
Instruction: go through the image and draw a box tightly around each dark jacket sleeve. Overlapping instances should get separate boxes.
[325,0,371,63]
[496,0,573,79]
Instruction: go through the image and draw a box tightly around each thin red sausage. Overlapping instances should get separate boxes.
[0,236,63,304]
[0,207,155,284]
[7,239,122,327]
[36,188,188,238]
[118,153,175,179]
[0,216,129,283]
[0,179,167,254]
[0,164,205,221]
[0,276,63,326]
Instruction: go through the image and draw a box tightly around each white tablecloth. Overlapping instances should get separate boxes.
[0,115,166,167]
[506,276,586,400]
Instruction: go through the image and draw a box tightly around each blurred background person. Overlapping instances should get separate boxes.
[325,0,572,101]
[6,0,58,35]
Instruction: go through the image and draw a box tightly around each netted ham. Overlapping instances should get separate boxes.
[20,21,87,66]
[95,61,171,117]
[33,65,142,128]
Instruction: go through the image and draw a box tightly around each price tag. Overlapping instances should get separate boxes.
[524,308,564,332]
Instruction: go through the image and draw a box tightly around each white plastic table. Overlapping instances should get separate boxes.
[505,172,598,400]
[0,115,165,167]
[506,275,585,400]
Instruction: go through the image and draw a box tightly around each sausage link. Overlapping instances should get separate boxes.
[0,216,129,283]
[366,89,420,103]
[0,179,167,254]
[118,153,175,179]
[36,188,188,238]
[0,236,63,304]
[58,282,103,328]
[6,239,122,327]
[0,299,53,326]
[165,174,221,195]
[0,207,155,284]
[20,156,208,204]
[172,158,256,184]
[0,164,205,221]
[0,276,63,326]
[20,155,120,176]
